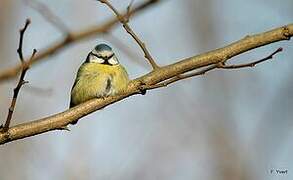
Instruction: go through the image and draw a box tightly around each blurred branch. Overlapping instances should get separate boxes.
[27,0,147,69]
[0,23,292,144]
[24,0,70,34]
[126,0,135,22]
[1,19,37,132]
[0,0,161,82]
[23,85,53,96]
[98,0,160,69]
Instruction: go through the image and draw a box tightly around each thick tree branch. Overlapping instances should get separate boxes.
[98,0,160,69]
[0,0,161,82]
[0,24,292,145]
[1,19,37,132]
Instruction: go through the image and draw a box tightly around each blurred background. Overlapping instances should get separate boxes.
[0,0,292,179]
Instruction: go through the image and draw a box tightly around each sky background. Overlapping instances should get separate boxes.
[0,0,292,180]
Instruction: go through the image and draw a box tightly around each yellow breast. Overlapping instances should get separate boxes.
[70,63,129,107]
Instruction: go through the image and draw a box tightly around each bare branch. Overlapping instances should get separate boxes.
[1,19,37,132]
[17,19,31,62]
[98,0,160,69]
[0,0,161,82]
[0,23,292,144]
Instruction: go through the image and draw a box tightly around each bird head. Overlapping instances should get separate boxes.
[86,43,119,65]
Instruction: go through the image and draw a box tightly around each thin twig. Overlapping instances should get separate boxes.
[98,0,160,69]
[218,47,283,69]
[2,19,37,132]
[24,0,70,35]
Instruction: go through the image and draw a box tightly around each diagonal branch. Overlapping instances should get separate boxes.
[149,47,283,88]
[0,23,292,145]
[0,0,161,82]
[105,34,147,68]
[24,0,70,35]
[1,19,37,132]
[98,0,160,69]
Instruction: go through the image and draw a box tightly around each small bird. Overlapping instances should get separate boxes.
[70,43,129,108]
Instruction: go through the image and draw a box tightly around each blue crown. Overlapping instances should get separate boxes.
[95,43,112,52]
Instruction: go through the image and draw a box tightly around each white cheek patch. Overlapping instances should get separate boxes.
[108,56,119,65]
[89,55,104,64]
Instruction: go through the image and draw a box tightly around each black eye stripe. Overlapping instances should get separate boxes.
[107,54,114,60]
[91,52,114,60]
[91,53,103,59]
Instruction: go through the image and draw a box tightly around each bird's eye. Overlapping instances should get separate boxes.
[89,54,104,64]
[108,56,119,65]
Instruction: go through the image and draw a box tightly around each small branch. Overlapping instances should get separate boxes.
[24,0,70,35]
[218,47,283,69]
[98,0,160,70]
[2,19,37,132]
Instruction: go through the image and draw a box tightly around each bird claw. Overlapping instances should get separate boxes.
[139,88,146,95]
[138,81,147,95]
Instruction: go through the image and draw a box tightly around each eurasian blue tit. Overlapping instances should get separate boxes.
[70,43,129,108]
